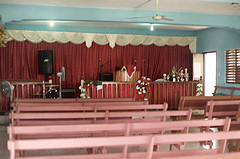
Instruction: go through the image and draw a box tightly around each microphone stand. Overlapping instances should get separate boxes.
[100,61,109,72]
[98,59,109,81]
[143,60,146,76]
[99,61,109,80]
[97,59,101,80]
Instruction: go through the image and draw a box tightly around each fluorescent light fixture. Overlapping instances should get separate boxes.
[150,25,154,31]
[49,21,54,27]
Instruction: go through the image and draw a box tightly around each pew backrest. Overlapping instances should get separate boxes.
[8,127,239,159]
[8,118,231,140]
[205,100,240,120]
[204,100,240,132]
[10,109,192,126]
[13,101,149,112]
[14,97,135,104]
[213,86,240,97]
[178,96,240,118]
[14,102,167,113]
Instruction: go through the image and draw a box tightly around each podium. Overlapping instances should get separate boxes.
[113,71,140,82]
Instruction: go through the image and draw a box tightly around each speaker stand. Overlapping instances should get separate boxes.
[45,75,49,81]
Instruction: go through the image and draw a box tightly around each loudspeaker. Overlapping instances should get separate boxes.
[38,50,53,75]
[99,73,113,81]
[61,88,76,98]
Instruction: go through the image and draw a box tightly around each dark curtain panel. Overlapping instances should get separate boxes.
[0,41,193,95]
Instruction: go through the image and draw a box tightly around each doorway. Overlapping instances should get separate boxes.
[204,52,217,96]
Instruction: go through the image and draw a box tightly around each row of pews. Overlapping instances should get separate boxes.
[7,97,240,159]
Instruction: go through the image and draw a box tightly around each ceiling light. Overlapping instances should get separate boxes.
[150,25,154,31]
[49,21,54,27]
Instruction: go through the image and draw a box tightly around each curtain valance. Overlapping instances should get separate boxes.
[6,30,196,52]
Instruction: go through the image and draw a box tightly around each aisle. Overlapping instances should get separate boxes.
[0,125,9,159]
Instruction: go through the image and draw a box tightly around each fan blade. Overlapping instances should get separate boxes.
[153,15,173,21]
[162,17,174,21]
[126,16,152,19]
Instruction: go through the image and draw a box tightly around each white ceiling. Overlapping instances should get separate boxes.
[1,0,240,31]
[1,0,240,15]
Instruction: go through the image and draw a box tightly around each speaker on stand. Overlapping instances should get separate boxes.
[38,50,53,77]
[38,50,54,98]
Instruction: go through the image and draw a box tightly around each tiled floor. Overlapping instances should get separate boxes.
[0,125,9,159]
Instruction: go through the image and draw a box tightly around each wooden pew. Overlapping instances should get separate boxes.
[237,105,240,122]
[10,109,192,126]
[8,126,240,159]
[213,86,240,97]
[178,95,240,118]
[8,118,229,139]
[8,118,230,156]
[204,100,240,152]
[13,101,149,113]
[158,152,240,159]
[205,100,240,122]
[14,97,135,103]
[14,102,164,113]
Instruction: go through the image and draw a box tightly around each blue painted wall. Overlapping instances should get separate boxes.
[197,28,240,92]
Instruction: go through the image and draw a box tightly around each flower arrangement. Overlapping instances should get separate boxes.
[0,25,7,47]
[196,76,203,96]
[196,83,203,96]
[83,80,92,89]
[136,76,152,101]
[79,80,92,98]
[164,65,189,82]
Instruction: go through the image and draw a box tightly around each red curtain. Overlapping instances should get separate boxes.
[0,41,192,96]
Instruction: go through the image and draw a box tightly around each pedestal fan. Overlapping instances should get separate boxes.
[57,67,66,98]
[0,80,14,108]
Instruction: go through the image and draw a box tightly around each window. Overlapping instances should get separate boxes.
[226,49,240,83]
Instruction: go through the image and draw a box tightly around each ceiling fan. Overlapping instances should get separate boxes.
[152,0,173,21]
[129,0,173,21]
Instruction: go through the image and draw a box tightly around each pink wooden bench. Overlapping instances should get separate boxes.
[14,97,135,104]
[178,95,240,118]
[8,118,230,156]
[8,118,229,139]
[158,152,240,159]
[8,125,240,159]
[205,100,240,122]
[14,102,166,113]
[204,100,240,151]
[10,109,192,126]
[13,101,149,113]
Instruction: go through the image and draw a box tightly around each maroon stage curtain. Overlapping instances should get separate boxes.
[0,41,192,96]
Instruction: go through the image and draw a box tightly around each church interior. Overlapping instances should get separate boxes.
[1,0,240,158]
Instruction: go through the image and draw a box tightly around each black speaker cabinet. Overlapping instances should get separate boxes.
[61,88,76,98]
[38,50,53,75]
[99,73,113,81]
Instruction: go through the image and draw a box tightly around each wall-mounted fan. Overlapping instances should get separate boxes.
[0,80,14,108]
[129,0,173,21]
[57,67,66,98]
